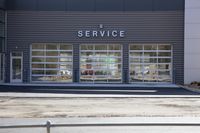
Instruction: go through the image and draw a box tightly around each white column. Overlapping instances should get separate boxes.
[185,0,200,84]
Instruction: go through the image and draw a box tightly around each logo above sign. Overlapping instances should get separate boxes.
[77,24,125,38]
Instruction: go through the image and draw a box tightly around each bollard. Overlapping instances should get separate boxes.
[46,120,51,133]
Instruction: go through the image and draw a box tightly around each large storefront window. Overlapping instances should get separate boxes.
[80,44,122,83]
[129,44,172,83]
[31,43,73,82]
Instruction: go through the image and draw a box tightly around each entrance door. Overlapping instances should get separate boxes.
[11,52,23,83]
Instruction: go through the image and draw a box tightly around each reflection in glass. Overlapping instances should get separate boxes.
[32,44,45,49]
[158,52,171,57]
[130,44,172,83]
[144,45,157,50]
[81,52,93,56]
[32,64,44,68]
[143,58,157,63]
[60,52,72,56]
[130,58,142,63]
[109,52,121,57]
[81,45,93,50]
[158,45,171,50]
[46,58,58,62]
[158,64,171,70]
[80,44,122,83]
[12,59,22,80]
[31,44,73,82]
[144,52,157,57]
[95,45,107,50]
[46,51,58,56]
[46,44,57,50]
[32,51,44,56]
[130,45,142,50]
[130,52,142,57]
[60,45,72,50]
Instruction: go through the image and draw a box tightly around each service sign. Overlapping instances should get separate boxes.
[77,24,125,38]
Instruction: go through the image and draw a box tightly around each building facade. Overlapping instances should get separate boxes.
[0,0,197,85]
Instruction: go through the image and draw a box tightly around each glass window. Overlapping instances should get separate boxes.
[46,44,57,50]
[144,45,157,50]
[46,58,58,62]
[130,58,142,63]
[60,44,72,50]
[108,52,121,57]
[80,44,122,83]
[158,45,171,50]
[32,51,44,56]
[108,45,121,50]
[158,64,171,70]
[46,51,58,56]
[95,45,107,50]
[32,58,45,62]
[60,52,73,56]
[130,45,142,50]
[158,52,171,56]
[143,58,157,63]
[32,64,44,68]
[129,44,172,83]
[158,58,171,63]
[81,45,93,50]
[144,52,157,57]
[130,52,142,57]
[31,43,73,82]
[32,44,45,49]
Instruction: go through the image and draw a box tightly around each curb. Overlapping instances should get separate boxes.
[178,85,200,94]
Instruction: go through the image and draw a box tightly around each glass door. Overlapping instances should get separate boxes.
[11,53,23,83]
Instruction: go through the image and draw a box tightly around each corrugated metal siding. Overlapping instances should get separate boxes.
[6,11,184,84]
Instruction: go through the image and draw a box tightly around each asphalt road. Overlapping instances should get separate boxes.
[0,86,199,95]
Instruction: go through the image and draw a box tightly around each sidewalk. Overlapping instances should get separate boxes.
[0,94,200,118]
[1,117,200,126]
[0,92,200,98]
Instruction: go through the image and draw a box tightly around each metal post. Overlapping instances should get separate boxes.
[46,120,51,133]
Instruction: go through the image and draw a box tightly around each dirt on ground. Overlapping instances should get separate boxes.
[0,97,200,118]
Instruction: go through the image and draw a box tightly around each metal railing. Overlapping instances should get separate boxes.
[0,121,200,133]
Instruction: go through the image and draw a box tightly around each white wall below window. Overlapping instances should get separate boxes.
[185,0,200,84]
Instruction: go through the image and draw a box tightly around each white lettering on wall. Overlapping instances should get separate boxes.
[78,31,83,37]
[77,25,125,38]
[120,31,125,38]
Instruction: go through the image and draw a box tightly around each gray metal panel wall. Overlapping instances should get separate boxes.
[6,0,184,11]
[0,0,5,9]
[6,11,184,84]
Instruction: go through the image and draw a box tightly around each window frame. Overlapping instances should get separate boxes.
[80,44,123,83]
[30,43,73,83]
[129,44,173,83]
